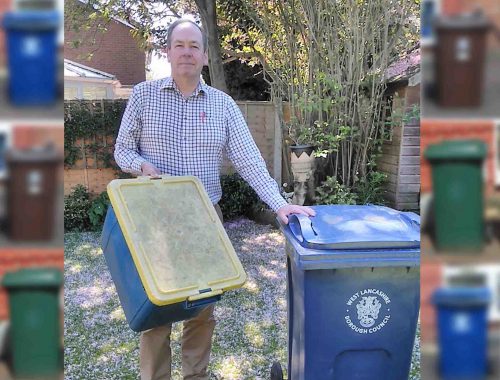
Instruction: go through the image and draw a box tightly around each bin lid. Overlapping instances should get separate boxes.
[2,267,62,288]
[2,11,59,31]
[435,13,491,31]
[6,145,61,163]
[424,140,487,161]
[107,176,247,306]
[286,205,420,250]
[432,287,491,307]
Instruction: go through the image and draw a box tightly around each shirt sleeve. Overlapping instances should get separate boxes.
[114,84,148,175]
[225,98,288,212]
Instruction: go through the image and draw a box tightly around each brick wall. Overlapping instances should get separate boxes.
[420,259,443,343]
[0,0,11,68]
[421,120,495,193]
[64,3,145,85]
[13,124,64,151]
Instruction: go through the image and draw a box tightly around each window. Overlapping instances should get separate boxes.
[82,86,108,100]
[64,87,79,100]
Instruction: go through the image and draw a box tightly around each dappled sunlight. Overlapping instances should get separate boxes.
[245,321,265,348]
[217,356,245,379]
[67,263,82,274]
[243,279,260,294]
[257,265,280,280]
[74,282,114,309]
[110,307,125,321]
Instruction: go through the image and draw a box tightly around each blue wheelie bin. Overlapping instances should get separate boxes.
[433,287,490,380]
[1,11,59,105]
[275,205,420,380]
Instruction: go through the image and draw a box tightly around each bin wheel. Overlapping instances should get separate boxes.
[271,361,284,380]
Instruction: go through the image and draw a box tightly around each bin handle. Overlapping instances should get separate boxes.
[400,212,420,228]
[288,214,317,244]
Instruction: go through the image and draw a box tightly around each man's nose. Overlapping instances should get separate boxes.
[180,47,193,56]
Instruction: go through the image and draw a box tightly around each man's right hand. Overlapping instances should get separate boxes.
[141,162,161,177]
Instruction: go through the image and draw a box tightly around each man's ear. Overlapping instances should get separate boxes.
[203,51,209,66]
[165,48,171,63]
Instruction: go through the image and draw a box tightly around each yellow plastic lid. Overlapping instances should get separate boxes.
[107,175,247,306]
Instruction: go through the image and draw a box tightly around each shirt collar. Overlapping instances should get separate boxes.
[160,77,207,97]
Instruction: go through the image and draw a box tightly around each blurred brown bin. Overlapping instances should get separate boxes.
[435,13,491,107]
[6,146,60,241]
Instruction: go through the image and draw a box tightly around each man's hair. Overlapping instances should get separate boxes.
[166,19,208,52]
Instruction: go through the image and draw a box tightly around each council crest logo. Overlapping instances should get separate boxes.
[345,289,392,334]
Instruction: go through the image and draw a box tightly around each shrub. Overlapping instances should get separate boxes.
[354,171,388,205]
[219,173,260,220]
[64,185,92,232]
[88,191,110,231]
[315,176,357,205]
[315,171,388,206]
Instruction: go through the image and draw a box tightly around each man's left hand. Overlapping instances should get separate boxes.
[277,204,316,224]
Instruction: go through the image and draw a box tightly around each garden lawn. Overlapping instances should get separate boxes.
[64,218,420,379]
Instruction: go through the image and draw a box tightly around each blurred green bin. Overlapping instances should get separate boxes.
[424,140,487,251]
[2,268,62,377]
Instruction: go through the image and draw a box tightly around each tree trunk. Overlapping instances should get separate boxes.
[194,0,229,93]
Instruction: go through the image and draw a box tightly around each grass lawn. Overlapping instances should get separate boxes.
[64,218,420,379]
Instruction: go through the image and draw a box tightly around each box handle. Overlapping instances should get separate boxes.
[187,289,223,308]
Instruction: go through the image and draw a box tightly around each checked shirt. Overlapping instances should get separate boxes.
[114,77,287,212]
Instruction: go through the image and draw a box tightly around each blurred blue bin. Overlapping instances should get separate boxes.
[1,11,59,105]
[278,205,420,380]
[433,287,490,380]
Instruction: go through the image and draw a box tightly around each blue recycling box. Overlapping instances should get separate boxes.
[2,11,59,105]
[101,176,246,332]
[279,205,420,380]
[433,287,490,380]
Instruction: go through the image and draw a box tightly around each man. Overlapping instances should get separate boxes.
[114,19,315,380]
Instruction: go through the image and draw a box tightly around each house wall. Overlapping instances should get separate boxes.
[64,1,145,85]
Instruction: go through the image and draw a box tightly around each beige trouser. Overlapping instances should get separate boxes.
[140,204,224,380]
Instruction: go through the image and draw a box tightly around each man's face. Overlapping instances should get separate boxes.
[166,23,208,81]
